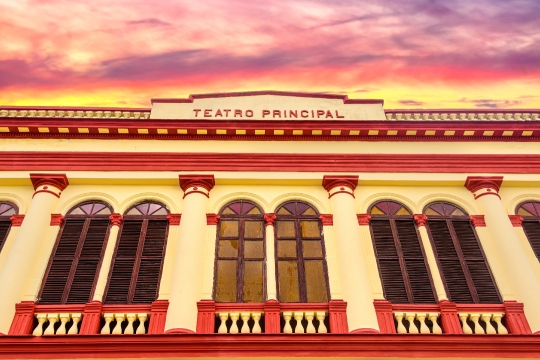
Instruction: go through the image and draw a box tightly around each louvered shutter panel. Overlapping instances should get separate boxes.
[522,221,540,260]
[371,219,408,303]
[395,220,435,303]
[133,220,168,303]
[0,220,11,251]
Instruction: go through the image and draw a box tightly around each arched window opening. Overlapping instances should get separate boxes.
[369,200,436,304]
[275,201,329,303]
[516,201,540,261]
[39,201,112,304]
[214,200,265,303]
[0,202,17,252]
[104,201,169,304]
[424,202,501,304]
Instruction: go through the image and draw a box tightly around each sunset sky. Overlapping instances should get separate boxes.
[1,0,539,109]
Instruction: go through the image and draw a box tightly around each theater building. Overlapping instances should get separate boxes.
[1,91,540,358]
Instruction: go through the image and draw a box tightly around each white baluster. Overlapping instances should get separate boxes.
[304,312,316,333]
[405,313,419,334]
[394,313,407,334]
[112,314,125,334]
[56,313,71,335]
[416,313,430,334]
[293,312,305,333]
[229,313,240,334]
[69,313,81,335]
[492,314,508,334]
[470,314,484,334]
[136,313,148,334]
[316,312,327,333]
[240,313,251,333]
[429,313,442,334]
[251,313,262,334]
[482,314,497,334]
[217,313,229,334]
[282,312,293,333]
[44,314,59,335]
[124,313,137,334]
[33,314,48,336]
[101,313,114,334]
[459,314,473,334]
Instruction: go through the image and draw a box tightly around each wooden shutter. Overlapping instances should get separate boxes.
[522,221,540,260]
[0,219,12,252]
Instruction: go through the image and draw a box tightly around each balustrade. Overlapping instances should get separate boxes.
[282,311,327,334]
[216,312,263,334]
[458,312,507,335]
[100,313,149,334]
[32,313,82,336]
[393,312,441,334]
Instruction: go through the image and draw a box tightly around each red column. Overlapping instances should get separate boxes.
[439,300,462,334]
[79,301,102,334]
[7,301,35,335]
[504,300,532,334]
[195,300,215,334]
[264,300,281,333]
[373,299,395,334]
[329,299,349,333]
[148,300,170,334]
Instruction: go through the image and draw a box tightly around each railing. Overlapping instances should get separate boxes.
[33,312,82,336]
[216,312,263,334]
[0,108,151,119]
[101,312,149,335]
[458,312,507,335]
[384,110,540,121]
[393,312,441,334]
[282,310,327,334]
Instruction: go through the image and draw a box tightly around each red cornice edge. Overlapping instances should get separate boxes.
[509,215,524,227]
[178,174,215,192]
[464,176,504,193]
[9,215,24,226]
[357,214,371,225]
[206,214,220,225]
[470,215,486,227]
[50,214,65,226]
[319,214,333,226]
[167,214,181,226]
[0,106,150,111]
[322,175,359,192]
[30,173,69,191]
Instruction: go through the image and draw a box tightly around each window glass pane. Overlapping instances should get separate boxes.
[301,207,317,216]
[70,207,85,215]
[126,208,142,215]
[81,204,93,214]
[370,206,385,215]
[518,207,534,217]
[2,208,16,216]
[278,240,297,258]
[276,221,295,238]
[303,240,323,257]
[152,208,168,215]
[215,260,237,302]
[450,208,466,216]
[0,204,12,215]
[221,207,236,215]
[95,207,111,215]
[244,241,263,259]
[219,240,238,257]
[425,207,441,216]
[304,260,328,303]
[277,207,292,215]
[278,261,300,302]
[136,203,150,215]
[301,221,320,238]
[92,203,106,214]
[246,207,261,215]
[243,261,263,302]
[245,221,263,238]
[220,221,239,237]
[395,207,411,216]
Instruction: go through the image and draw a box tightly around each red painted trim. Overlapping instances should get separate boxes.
[29,173,69,191]
[167,214,181,226]
[7,301,35,335]
[148,300,169,335]
[328,190,355,199]
[263,213,276,227]
[439,300,463,334]
[100,304,152,313]
[413,214,428,227]
[319,214,333,226]
[196,300,216,334]
[33,189,60,198]
[108,213,122,227]
[5,152,540,174]
[179,174,215,192]
[373,299,395,334]
[474,192,501,200]
[504,301,532,335]
[0,106,150,111]
[79,301,102,335]
[509,215,524,227]
[9,214,24,226]
[264,300,281,334]
[183,190,209,199]
[322,175,359,192]
[50,214,65,226]
[464,176,504,193]
[469,215,486,227]
[328,300,348,334]
[206,214,220,225]
[357,214,371,225]
[164,328,195,334]
[349,328,380,334]
[34,304,85,313]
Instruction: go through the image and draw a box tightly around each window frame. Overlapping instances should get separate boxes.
[515,201,540,261]
[0,201,18,253]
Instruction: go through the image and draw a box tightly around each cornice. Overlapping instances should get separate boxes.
[179,175,215,192]
[322,175,359,192]
[464,176,504,194]
[30,173,69,191]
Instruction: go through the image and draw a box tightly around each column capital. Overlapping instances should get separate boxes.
[50,214,65,226]
[319,214,333,226]
[206,214,220,225]
[263,213,276,226]
[167,213,181,225]
[357,214,371,225]
[322,175,358,198]
[30,173,69,198]
[464,176,503,199]
[413,214,428,227]
[509,215,524,227]
[109,213,123,226]
[469,215,486,227]
[10,214,24,226]
[179,175,215,198]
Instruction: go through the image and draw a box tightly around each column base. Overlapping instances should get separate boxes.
[164,328,196,334]
[349,328,380,334]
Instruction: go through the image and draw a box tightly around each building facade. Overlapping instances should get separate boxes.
[0,91,540,358]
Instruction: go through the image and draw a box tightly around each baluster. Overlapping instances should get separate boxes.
[316,312,327,333]
[69,313,81,334]
[124,313,137,334]
[251,313,262,334]
[44,314,59,335]
[492,314,508,334]
[416,313,430,334]
[394,313,407,334]
[459,314,473,334]
[217,313,229,334]
[136,313,148,334]
[405,313,419,334]
[429,314,442,334]
[304,312,316,333]
[112,314,125,334]
[56,313,71,335]
[293,312,305,333]
[482,314,497,334]
[282,312,293,333]
[101,313,114,334]
[33,314,48,336]
[229,313,240,334]
[470,314,484,334]
[240,313,251,333]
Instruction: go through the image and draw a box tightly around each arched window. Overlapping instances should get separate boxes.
[275,201,329,303]
[214,200,265,303]
[39,201,112,304]
[516,201,540,261]
[424,202,500,304]
[104,201,169,304]
[369,201,436,304]
[0,202,17,252]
